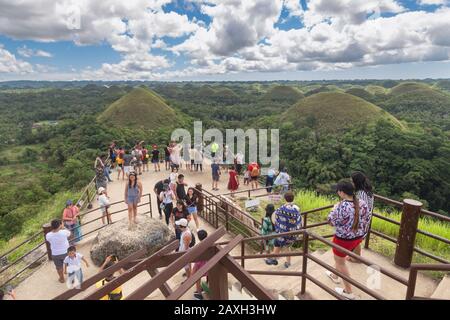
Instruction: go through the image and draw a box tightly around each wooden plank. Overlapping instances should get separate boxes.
[53,248,147,300]
[220,255,275,300]
[166,235,243,300]
[147,268,173,297]
[83,241,178,300]
[125,227,227,300]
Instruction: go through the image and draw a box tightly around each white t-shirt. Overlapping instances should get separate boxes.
[160,190,175,204]
[235,153,244,165]
[98,194,110,213]
[64,253,83,273]
[46,230,71,256]
[275,172,290,186]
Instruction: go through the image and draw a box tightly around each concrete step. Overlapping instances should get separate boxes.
[430,275,450,300]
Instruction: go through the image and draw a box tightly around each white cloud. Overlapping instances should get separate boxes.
[418,0,448,5]
[0,46,33,74]
[17,45,53,58]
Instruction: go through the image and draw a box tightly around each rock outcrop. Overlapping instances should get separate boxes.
[90,217,175,266]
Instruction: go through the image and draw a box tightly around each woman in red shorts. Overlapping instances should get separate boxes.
[326,180,370,299]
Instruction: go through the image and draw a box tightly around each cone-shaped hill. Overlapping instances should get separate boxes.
[281,92,403,134]
[262,85,305,103]
[98,87,181,128]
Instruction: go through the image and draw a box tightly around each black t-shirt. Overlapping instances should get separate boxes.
[172,208,189,221]
[164,147,170,157]
[185,195,197,207]
[154,180,165,194]
[152,149,160,160]
[176,182,187,200]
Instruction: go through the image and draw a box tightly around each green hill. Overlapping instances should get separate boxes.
[98,87,179,128]
[366,85,388,96]
[345,87,375,102]
[304,85,333,97]
[281,92,403,134]
[389,82,433,96]
[213,87,240,103]
[196,85,217,99]
[262,85,304,103]
[434,80,450,92]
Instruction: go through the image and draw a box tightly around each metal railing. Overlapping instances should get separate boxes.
[0,192,153,288]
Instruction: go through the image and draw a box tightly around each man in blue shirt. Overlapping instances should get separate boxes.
[211,159,221,191]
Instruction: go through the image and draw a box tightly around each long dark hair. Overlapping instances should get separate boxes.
[265,204,275,219]
[351,171,373,197]
[128,172,137,188]
[336,180,360,231]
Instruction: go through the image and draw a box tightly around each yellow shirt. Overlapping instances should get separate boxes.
[95,279,124,300]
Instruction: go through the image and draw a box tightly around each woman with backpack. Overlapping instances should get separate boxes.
[326,180,370,300]
[261,204,275,254]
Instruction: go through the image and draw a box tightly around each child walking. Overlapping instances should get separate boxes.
[64,246,89,289]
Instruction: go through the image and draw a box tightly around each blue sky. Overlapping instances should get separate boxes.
[0,0,449,81]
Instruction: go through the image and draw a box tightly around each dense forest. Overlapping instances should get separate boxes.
[0,80,449,241]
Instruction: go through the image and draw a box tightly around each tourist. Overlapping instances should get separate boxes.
[194,146,203,172]
[261,204,275,254]
[0,286,16,300]
[63,245,89,289]
[274,168,291,194]
[171,200,191,242]
[192,229,208,300]
[265,192,301,268]
[170,142,181,172]
[95,154,107,191]
[72,202,82,243]
[103,155,113,182]
[142,145,149,172]
[62,200,78,243]
[266,167,276,193]
[96,255,124,300]
[46,219,71,283]
[154,178,170,220]
[98,187,112,225]
[159,183,176,225]
[124,171,143,229]
[122,149,133,178]
[151,145,161,172]
[211,158,221,191]
[176,174,188,201]
[133,144,143,175]
[176,218,193,278]
[235,152,244,175]
[349,171,374,262]
[326,180,370,300]
[116,148,125,181]
[221,144,229,173]
[164,143,171,171]
[189,146,195,172]
[227,165,239,197]
[243,165,250,185]
[249,162,260,190]
[186,187,200,230]
[210,140,219,159]
[109,142,116,169]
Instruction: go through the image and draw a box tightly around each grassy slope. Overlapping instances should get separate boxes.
[262,85,305,102]
[98,87,178,128]
[282,92,403,134]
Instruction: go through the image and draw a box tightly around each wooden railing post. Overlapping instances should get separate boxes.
[241,241,245,268]
[195,183,204,214]
[86,187,93,209]
[225,201,229,231]
[301,232,309,295]
[148,193,152,218]
[405,268,418,300]
[394,199,423,268]
[208,260,229,300]
[42,223,53,260]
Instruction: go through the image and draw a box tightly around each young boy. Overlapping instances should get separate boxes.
[63,246,89,289]
[243,166,250,185]
[192,230,209,300]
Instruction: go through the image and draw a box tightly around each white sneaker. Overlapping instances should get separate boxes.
[325,270,341,284]
[335,287,357,300]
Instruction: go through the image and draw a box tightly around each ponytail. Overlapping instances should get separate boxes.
[352,195,360,231]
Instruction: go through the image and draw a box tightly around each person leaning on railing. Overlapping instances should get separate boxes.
[326,180,371,300]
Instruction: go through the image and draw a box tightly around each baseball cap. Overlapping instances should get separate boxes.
[66,200,73,206]
[98,187,106,194]
[175,218,188,227]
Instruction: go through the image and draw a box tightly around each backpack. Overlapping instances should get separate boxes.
[189,232,196,248]
[251,166,260,177]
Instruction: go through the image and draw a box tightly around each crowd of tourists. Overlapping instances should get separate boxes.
[37,137,375,301]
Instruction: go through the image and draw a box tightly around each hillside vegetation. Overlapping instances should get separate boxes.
[262,85,305,103]
[99,87,180,128]
[282,92,403,134]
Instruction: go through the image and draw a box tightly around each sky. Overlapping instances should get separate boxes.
[0,0,449,81]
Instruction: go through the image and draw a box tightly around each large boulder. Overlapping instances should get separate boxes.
[90,216,175,266]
